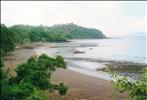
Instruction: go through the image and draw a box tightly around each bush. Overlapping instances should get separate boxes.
[1,54,68,100]
[111,68,147,100]
[58,83,68,95]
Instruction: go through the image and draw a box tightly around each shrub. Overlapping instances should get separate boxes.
[111,68,147,100]
[1,54,68,100]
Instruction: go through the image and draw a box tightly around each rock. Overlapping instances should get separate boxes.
[73,50,85,54]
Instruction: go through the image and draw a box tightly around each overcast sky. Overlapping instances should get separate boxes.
[1,1,146,36]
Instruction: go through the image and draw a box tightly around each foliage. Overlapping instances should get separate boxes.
[111,68,147,100]
[58,83,68,95]
[26,88,46,100]
[1,23,106,47]
[49,23,106,39]
[1,54,68,100]
[0,55,4,68]
[1,23,106,56]
[0,24,15,55]
[2,82,34,99]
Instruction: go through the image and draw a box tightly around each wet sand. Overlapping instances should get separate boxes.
[3,42,127,100]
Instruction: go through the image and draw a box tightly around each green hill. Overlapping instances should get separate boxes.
[1,23,107,55]
[49,23,107,39]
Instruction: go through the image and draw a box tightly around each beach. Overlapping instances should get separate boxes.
[3,42,128,100]
[50,69,127,100]
[2,2,147,100]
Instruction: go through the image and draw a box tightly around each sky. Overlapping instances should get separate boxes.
[1,1,146,36]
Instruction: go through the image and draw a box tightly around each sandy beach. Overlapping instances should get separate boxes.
[50,69,127,100]
[3,43,127,100]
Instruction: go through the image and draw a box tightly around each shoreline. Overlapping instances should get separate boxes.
[3,42,129,100]
[50,68,127,100]
[65,57,147,66]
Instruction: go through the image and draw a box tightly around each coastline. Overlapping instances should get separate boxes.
[3,42,128,100]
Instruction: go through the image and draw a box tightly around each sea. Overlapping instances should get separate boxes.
[34,34,147,80]
[70,35,147,64]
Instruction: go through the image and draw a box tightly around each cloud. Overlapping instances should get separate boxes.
[1,1,146,36]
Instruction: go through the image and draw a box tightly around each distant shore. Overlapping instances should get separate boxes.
[3,42,128,100]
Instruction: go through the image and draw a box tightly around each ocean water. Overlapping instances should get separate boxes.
[71,36,147,64]
[34,35,147,80]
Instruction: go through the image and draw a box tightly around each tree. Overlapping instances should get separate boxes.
[1,24,15,55]
[1,54,68,100]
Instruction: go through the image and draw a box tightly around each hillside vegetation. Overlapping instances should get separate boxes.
[49,23,106,39]
[1,23,106,55]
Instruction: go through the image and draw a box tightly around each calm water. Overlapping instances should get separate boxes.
[35,36,146,80]
[71,36,146,64]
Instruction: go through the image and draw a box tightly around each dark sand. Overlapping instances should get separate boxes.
[50,69,127,100]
